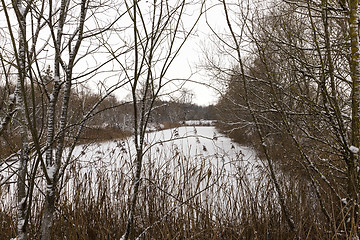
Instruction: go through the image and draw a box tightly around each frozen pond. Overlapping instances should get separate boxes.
[65,126,265,211]
[1,126,266,219]
[71,126,261,184]
[73,126,257,164]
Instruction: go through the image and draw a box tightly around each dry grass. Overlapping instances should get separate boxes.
[0,128,353,240]
[77,126,131,145]
[0,170,345,239]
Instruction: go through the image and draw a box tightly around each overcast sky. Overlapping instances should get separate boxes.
[0,0,231,106]
[161,1,229,106]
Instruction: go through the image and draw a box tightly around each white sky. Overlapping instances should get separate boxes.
[88,0,230,106]
[0,0,233,106]
[164,1,227,106]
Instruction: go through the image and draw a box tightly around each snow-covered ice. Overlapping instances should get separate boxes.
[1,126,265,218]
[65,126,264,211]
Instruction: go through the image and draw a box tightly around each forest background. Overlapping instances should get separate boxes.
[2,0,360,239]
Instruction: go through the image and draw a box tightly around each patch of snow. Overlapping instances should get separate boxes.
[18,4,25,14]
[19,197,26,206]
[47,165,56,179]
[9,94,15,102]
[183,120,216,126]
[350,146,359,154]
[17,218,25,232]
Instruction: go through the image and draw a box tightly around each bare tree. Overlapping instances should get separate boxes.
[0,0,128,238]
[101,1,205,239]
[205,0,360,237]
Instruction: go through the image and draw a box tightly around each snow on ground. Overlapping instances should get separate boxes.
[1,126,265,217]
[183,120,216,126]
[65,126,264,210]
[70,126,260,180]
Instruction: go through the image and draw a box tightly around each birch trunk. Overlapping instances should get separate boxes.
[41,0,86,237]
[40,0,66,236]
[15,0,29,238]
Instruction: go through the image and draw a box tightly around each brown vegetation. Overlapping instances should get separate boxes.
[213,0,358,237]
[0,145,338,240]
[77,127,131,145]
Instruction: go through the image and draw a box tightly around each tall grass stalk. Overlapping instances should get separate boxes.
[0,128,351,239]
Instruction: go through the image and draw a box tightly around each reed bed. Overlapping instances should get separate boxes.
[0,127,346,239]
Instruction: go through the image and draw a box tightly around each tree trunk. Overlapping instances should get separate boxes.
[349,0,360,236]
[16,0,29,238]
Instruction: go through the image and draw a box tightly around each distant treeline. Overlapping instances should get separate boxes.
[0,84,217,154]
